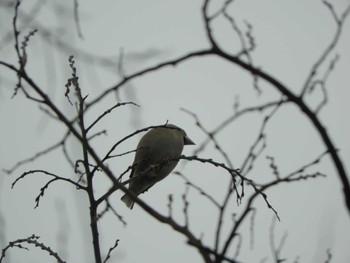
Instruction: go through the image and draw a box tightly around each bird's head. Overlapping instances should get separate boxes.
[165,124,195,146]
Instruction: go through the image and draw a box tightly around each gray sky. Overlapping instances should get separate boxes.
[1,0,350,262]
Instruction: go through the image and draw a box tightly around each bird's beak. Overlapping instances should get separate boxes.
[184,135,195,145]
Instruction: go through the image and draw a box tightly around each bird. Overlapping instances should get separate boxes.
[121,124,195,209]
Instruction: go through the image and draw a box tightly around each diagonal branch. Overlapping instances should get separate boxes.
[300,2,350,96]
[85,49,213,110]
[213,47,350,216]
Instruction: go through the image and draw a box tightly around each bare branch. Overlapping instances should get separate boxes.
[97,123,170,170]
[73,0,84,39]
[2,1,349,262]
[20,29,38,67]
[202,0,219,48]
[312,54,339,114]
[301,1,350,96]
[103,239,119,263]
[285,150,329,179]
[175,171,220,208]
[0,235,66,263]
[182,185,190,228]
[266,156,281,180]
[178,155,279,219]
[241,100,283,175]
[11,169,86,208]
[219,150,327,259]
[85,49,212,110]
[96,200,127,226]
[12,0,22,66]
[269,216,287,263]
[167,194,174,218]
[108,148,138,159]
[86,102,139,133]
[209,0,234,20]
[222,4,256,65]
[215,45,350,215]
[181,107,234,169]
[3,131,71,174]
[193,98,287,157]
[88,130,108,141]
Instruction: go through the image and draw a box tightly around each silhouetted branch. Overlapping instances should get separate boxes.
[301,1,350,96]
[266,156,281,180]
[12,169,85,190]
[175,171,220,208]
[167,194,174,218]
[181,107,234,169]
[219,150,328,259]
[312,54,339,114]
[182,185,190,228]
[193,98,287,157]
[11,169,86,208]
[269,216,287,263]
[0,235,66,263]
[178,155,279,220]
[241,99,283,176]
[86,102,139,133]
[221,1,256,65]
[3,131,71,174]
[103,239,119,263]
[1,1,349,262]
[84,49,212,111]
[214,42,350,216]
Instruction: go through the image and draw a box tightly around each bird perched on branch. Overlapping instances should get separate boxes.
[121,124,195,209]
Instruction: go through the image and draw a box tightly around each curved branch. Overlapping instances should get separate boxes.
[214,48,350,216]
[85,49,213,110]
[1,63,215,262]
[203,0,219,48]
[220,164,326,259]
[0,235,66,263]
[12,169,85,190]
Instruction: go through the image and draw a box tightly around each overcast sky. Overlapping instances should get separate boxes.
[1,0,350,262]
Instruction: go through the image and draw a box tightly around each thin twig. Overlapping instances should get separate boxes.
[103,239,119,263]
[300,2,350,96]
[86,102,139,133]
[0,235,66,263]
[3,131,71,174]
[73,0,84,39]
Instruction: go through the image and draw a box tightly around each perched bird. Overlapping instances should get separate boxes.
[121,124,195,209]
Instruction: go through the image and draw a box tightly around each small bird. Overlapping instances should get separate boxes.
[121,124,195,209]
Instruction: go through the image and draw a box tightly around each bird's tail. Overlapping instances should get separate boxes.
[121,194,134,209]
